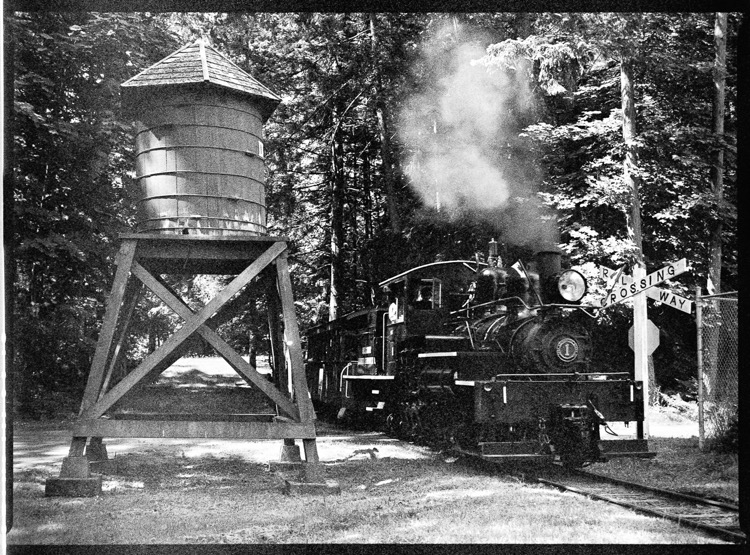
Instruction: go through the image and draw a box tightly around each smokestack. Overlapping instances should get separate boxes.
[535,247,562,282]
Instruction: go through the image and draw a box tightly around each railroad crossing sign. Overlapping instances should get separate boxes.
[600,265,693,314]
[629,319,660,355]
[599,259,689,309]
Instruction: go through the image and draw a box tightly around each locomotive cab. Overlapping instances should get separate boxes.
[381,260,482,362]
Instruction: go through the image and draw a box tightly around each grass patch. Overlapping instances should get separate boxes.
[9,449,729,544]
[588,436,738,503]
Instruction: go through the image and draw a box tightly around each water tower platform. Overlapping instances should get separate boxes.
[47,233,324,495]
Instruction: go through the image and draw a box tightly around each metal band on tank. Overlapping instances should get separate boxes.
[134,170,266,186]
[135,194,266,206]
[134,123,262,142]
[135,144,265,157]
[135,98,265,124]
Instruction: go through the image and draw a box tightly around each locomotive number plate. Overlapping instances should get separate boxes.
[556,337,579,362]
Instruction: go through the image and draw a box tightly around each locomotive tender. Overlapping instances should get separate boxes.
[305,241,654,466]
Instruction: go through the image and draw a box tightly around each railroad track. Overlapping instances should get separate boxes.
[339,424,744,543]
[523,466,744,544]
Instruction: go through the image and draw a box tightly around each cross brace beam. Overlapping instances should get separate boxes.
[67,235,317,451]
[73,419,317,439]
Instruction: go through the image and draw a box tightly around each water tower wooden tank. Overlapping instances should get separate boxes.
[45,39,328,498]
[121,38,281,236]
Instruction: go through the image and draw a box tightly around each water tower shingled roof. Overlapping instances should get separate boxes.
[121,38,281,121]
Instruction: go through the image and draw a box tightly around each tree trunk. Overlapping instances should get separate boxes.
[702,13,729,411]
[148,321,157,353]
[708,12,727,295]
[329,112,346,321]
[5,31,16,516]
[362,151,375,306]
[620,58,644,266]
[349,161,360,305]
[620,57,657,404]
[362,151,373,244]
[369,13,402,233]
[247,329,257,369]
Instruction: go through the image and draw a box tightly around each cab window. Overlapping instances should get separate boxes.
[411,278,442,309]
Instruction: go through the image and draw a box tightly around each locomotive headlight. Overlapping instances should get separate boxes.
[557,270,587,302]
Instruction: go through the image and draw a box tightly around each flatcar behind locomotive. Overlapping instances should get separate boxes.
[304,242,654,466]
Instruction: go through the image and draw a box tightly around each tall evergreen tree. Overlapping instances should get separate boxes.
[9,12,179,415]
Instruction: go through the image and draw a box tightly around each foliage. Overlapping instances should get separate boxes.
[707,412,738,454]
[484,13,739,289]
[9,12,179,416]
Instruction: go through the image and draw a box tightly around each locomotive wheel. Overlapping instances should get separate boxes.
[419,402,451,449]
[385,404,412,440]
[452,423,480,452]
[405,402,423,440]
[385,412,402,437]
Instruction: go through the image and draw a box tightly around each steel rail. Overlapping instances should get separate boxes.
[572,469,739,511]
[530,467,744,544]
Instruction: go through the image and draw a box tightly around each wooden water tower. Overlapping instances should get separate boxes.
[46,39,323,496]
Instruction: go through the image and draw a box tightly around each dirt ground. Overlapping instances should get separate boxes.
[5,357,736,545]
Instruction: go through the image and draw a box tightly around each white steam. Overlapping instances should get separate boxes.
[398,23,556,246]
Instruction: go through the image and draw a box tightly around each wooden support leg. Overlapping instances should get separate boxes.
[264,266,295,457]
[274,251,323,480]
[68,437,87,458]
[46,436,102,496]
[100,279,143,397]
[300,439,325,483]
[85,436,114,474]
[79,240,138,417]
[276,251,316,424]
[302,438,320,464]
[279,440,302,462]
[47,435,102,496]
[264,268,286,395]
[85,437,108,462]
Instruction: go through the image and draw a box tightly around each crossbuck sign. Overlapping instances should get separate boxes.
[600,259,689,309]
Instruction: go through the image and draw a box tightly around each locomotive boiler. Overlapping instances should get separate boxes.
[304,241,654,466]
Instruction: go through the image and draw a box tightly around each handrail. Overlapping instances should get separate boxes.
[382,311,389,374]
[339,362,356,398]
[449,297,599,319]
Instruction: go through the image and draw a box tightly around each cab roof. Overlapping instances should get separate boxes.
[379,260,486,288]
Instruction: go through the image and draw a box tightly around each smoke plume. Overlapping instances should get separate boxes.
[398,23,558,247]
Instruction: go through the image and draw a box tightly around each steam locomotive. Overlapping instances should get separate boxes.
[304,241,654,466]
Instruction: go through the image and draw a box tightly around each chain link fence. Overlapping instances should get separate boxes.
[696,290,738,451]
